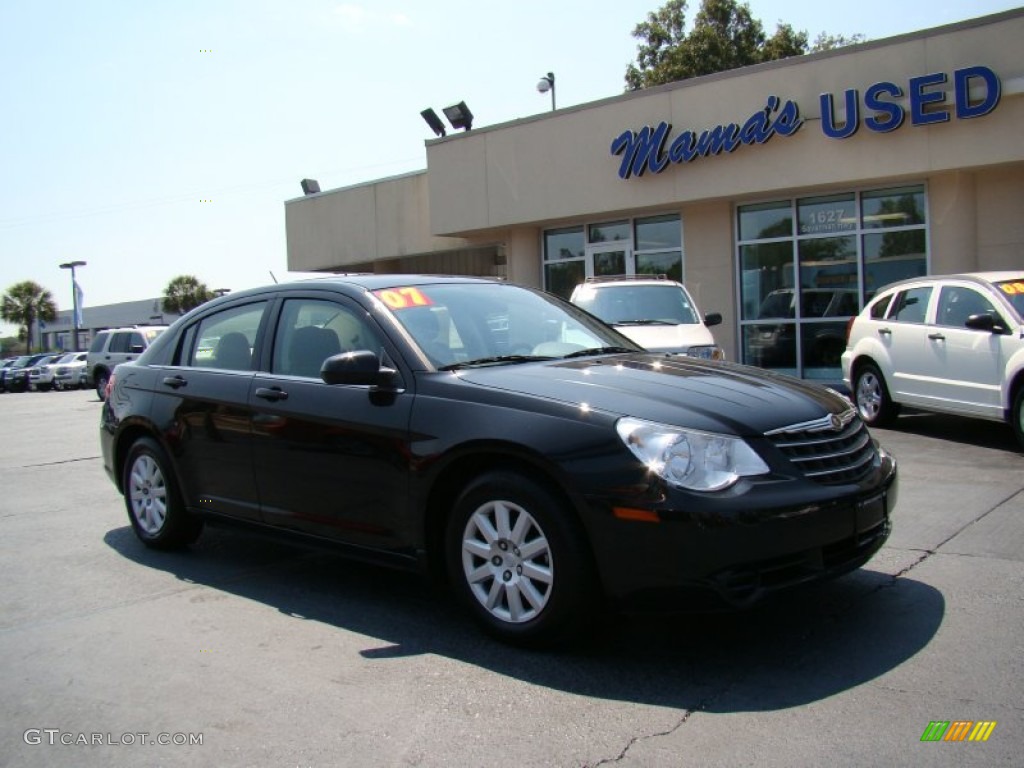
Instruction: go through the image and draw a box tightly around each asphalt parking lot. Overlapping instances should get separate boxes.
[1,388,1022,767]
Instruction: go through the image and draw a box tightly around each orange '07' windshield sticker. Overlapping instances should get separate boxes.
[998,282,1024,295]
[373,287,434,310]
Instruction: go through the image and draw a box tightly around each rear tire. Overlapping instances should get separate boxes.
[123,437,203,549]
[853,362,900,427]
[446,470,599,647]
[95,370,109,401]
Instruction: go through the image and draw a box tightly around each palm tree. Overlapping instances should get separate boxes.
[162,275,213,315]
[1,281,57,354]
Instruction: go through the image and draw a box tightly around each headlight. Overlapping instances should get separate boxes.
[616,417,769,492]
[684,345,724,361]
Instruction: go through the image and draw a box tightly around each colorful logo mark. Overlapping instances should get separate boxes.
[921,721,997,742]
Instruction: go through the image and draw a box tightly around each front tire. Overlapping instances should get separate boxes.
[853,362,900,427]
[446,471,599,647]
[123,437,203,549]
[1012,386,1024,451]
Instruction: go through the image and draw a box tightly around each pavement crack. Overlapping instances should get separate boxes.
[888,486,1023,579]
[587,687,731,766]
[15,455,101,469]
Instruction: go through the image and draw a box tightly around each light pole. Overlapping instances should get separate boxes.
[59,260,87,351]
[536,71,555,111]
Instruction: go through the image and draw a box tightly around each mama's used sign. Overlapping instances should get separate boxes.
[611,65,1000,180]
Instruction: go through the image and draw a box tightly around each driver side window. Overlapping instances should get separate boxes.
[272,298,384,378]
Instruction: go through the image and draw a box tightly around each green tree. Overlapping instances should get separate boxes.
[625,0,856,90]
[1,281,57,354]
[162,275,213,315]
[810,32,867,52]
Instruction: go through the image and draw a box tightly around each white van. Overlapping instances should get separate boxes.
[570,276,724,359]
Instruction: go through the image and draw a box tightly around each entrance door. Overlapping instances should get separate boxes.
[585,244,633,279]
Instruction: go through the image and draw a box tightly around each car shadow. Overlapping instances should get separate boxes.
[876,410,1019,452]
[103,524,943,713]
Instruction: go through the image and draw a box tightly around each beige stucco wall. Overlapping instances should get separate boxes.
[284,171,476,271]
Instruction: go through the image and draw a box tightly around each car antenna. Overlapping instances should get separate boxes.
[269,270,278,284]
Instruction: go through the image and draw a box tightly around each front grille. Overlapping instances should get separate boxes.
[766,410,877,485]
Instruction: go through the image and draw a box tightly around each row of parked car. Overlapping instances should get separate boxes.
[0,351,89,393]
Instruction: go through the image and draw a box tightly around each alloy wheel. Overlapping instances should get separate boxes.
[460,500,553,624]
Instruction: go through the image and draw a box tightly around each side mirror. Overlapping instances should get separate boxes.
[964,313,1004,333]
[321,350,399,388]
[704,312,723,328]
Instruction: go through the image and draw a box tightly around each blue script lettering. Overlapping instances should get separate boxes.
[611,96,803,180]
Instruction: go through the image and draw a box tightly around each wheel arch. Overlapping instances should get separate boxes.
[420,443,600,588]
[1007,366,1024,421]
[112,422,177,496]
[849,352,888,390]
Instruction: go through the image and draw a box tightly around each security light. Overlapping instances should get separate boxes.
[300,179,321,195]
[420,108,447,137]
[443,101,474,131]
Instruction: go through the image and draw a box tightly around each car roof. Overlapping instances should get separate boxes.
[878,271,1024,294]
[205,274,506,304]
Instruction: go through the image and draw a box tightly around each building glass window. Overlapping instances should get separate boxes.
[544,227,584,260]
[542,215,682,298]
[738,184,928,380]
[738,201,792,241]
[588,220,630,243]
[635,215,681,250]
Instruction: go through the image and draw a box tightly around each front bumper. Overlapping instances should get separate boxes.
[584,450,897,611]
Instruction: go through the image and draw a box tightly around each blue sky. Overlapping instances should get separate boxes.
[1,0,1019,337]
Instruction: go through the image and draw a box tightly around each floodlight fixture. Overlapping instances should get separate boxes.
[442,101,474,131]
[537,71,555,110]
[300,178,321,195]
[420,108,447,137]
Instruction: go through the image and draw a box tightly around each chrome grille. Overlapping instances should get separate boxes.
[765,410,877,485]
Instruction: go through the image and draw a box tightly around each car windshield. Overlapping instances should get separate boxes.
[574,284,699,325]
[994,278,1024,319]
[376,281,640,368]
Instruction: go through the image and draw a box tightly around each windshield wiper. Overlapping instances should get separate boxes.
[613,319,676,326]
[438,355,555,371]
[561,346,636,359]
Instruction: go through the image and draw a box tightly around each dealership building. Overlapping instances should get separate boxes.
[284,9,1023,382]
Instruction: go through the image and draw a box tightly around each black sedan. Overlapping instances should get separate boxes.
[101,275,897,646]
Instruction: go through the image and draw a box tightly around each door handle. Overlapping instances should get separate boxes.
[928,332,946,341]
[255,387,289,401]
[877,327,892,336]
[162,375,187,389]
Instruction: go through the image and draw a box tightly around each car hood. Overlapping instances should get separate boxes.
[454,354,850,436]
[612,323,715,352]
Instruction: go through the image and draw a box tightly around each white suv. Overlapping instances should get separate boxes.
[569,276,724,359]
[87,326,168,400]
[841,271,1024,449]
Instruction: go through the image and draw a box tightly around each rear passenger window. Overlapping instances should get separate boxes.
[891,287,931,324]
[187,302,268,370]
[108,333,131,353]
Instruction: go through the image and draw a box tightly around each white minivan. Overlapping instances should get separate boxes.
[841,271,1024,449]
[569,276,724,360]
